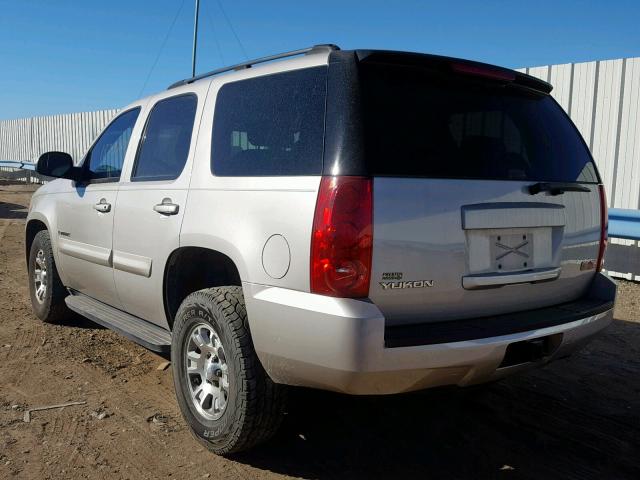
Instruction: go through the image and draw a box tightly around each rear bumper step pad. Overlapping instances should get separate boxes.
[384,297,614,348]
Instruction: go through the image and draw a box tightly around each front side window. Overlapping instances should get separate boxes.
[132,94,198,181]
[85,108,140,181]
[211,66,327,176]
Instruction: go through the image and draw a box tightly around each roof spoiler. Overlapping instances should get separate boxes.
[354,50,553,94]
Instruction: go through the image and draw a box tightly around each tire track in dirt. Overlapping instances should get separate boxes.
[22,355,218,479]
[40,412,114,480]
[1,322,46,378]
[0,219,22,242]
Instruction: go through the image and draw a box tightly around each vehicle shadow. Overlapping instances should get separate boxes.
[0,201,28,220]
[231,318,640,479]
[55,310,106,330]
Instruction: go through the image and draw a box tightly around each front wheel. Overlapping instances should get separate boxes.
[171,286,286,455]
[28,230,69,323]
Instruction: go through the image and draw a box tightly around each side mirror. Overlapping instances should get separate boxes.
[36,152,80,180]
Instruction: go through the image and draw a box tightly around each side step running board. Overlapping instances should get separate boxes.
[65,293,172,353]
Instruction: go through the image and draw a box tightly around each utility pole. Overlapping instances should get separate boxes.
[192,0,200,77]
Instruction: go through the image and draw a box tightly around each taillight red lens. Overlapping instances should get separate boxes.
[310,176,373,297]
[597,184,608,272]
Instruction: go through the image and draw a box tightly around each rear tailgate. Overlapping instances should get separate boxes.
[371,178,600,325]
[358,57,603,326]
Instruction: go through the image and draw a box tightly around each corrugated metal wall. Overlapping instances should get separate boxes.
[518,57,640,212]
[0,109,119,165]
[520,57,640,279]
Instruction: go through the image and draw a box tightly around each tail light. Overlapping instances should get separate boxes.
[311,176,373,297]
[596,184,608,272]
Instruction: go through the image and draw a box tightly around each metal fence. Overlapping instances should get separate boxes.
[0,161,47,184]
[0,166,40,183]
[0,109,119,165]
[518,57,640,212]
[519,57,640,280]
[609,209,640,240]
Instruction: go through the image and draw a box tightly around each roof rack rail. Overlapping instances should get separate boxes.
[168,44,340,89]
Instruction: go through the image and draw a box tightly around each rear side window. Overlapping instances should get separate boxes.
[132,94,198,182]
[85,108,140,181]
[211,67,327,176]
[359,63,599,183]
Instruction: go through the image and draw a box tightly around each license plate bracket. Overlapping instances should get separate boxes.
[490,232,533,272]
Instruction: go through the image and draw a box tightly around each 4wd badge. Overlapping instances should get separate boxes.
[382,272,403,280]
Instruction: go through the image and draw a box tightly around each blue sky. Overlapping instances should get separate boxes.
[1,0,639,120]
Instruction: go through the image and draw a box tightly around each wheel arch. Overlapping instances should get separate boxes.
[163,246,243,329]
[25,217,49,265]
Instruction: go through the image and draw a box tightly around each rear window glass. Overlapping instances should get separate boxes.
[359,63,598,183]
[211,66,327,176]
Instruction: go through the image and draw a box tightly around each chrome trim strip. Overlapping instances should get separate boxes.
[58,237,112,267]
[463,267,561,289]
[112,250,152,278]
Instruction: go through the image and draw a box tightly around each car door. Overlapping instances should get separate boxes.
[56,107,143,308]
[113,87,205,327]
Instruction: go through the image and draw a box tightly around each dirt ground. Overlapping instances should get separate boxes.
[0,182,639,480]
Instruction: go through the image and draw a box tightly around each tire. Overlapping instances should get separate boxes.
[171,286,286,455]
[28,229,69,323]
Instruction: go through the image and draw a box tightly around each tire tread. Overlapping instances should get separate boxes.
[173,286,285,454]
[29,230,68,324]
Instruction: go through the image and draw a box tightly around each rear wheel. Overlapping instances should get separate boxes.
[171,286,286,455]
[28,230,69,323]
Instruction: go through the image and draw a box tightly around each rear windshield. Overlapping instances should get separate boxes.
[359,63,599,183]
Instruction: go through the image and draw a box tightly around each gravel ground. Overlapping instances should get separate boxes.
[1,182,639,480]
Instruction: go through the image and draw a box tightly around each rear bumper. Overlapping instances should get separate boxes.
[244,273,616,395]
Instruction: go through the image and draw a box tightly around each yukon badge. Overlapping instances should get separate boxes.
[380,280,434,290]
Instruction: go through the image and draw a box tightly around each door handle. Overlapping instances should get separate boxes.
[93,198,111,213]
[153,198,179,216]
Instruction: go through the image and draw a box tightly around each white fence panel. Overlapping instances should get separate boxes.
[519,56,640,212]
[549,63,573,112]
[0,109,119,165]
[616,58,640,211]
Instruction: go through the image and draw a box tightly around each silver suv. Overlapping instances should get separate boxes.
[26,45,616,454]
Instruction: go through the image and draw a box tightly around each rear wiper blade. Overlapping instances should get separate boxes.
[528,182,591,196]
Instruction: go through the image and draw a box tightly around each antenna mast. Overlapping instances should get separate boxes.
[191,0,200,77]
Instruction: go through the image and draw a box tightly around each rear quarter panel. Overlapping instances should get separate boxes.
[181,177,320,290]
[181,57,329,291]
